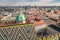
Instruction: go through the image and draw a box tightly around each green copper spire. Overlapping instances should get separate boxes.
[16,10,26,21]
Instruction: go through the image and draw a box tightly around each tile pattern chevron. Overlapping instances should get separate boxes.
[0,25,37,40]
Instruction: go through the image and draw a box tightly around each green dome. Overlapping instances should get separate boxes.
[16,10,26,21]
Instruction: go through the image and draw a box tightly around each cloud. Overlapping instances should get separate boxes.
[0,0,60,6]
[17,0,55,6]
[21,0,60,6]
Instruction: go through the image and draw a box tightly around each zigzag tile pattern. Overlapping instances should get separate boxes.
[0,25,37,40]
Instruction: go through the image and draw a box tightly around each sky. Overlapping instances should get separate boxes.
[0,0,60,6]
